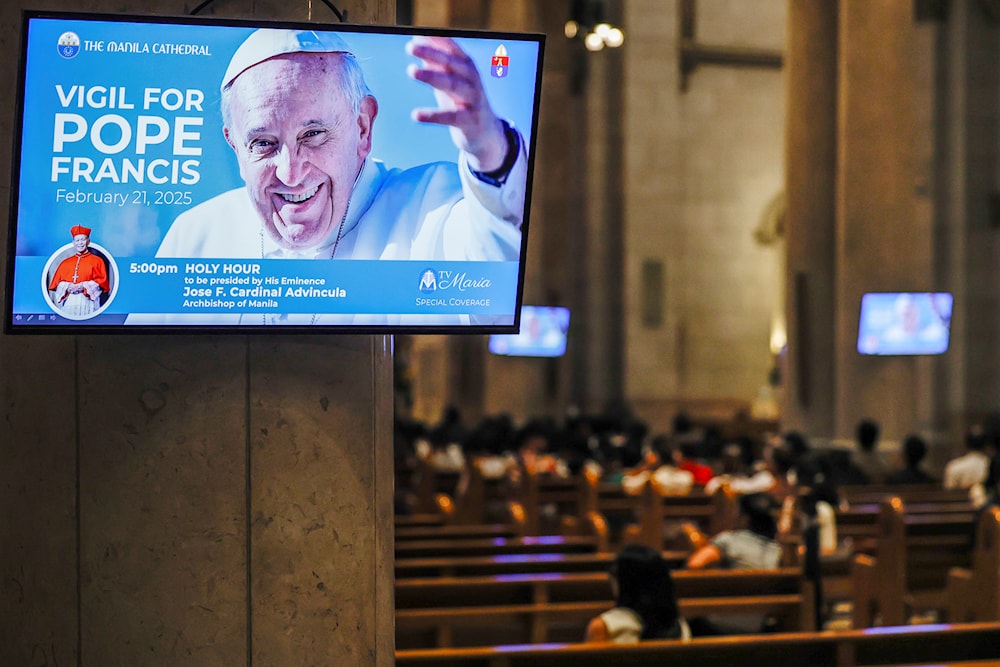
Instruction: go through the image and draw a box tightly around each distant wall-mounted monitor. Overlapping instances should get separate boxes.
[857,292,953,355]
[5,11,545,333]
[488,305,570,357]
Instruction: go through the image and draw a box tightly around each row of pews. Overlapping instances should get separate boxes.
[397,456,734,551]
[395,462,1000,664]
[395,623,1000,666]
[397,567,812,649]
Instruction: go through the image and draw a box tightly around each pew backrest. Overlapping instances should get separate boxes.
[396,567,811,649]
[395,621,1000,667]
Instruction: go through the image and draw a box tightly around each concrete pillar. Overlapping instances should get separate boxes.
[937,0,1000,450]
[582,3,626,413]
[784,0,950,443]
[783,0,838,436]
[834,0,937,439]
[0,3,395,667]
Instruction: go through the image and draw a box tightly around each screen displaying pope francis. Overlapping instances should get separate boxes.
[6,12,544,332]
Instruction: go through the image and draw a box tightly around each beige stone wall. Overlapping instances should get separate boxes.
[407,0,564,426]
[623,0,787,424]
[408,0,789,428]
[404,0,1000,451]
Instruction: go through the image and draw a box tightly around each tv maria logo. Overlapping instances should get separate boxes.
[418,269,438,293]
[57,32,81,59]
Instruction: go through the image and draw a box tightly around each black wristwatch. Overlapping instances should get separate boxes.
[471,119,520,187]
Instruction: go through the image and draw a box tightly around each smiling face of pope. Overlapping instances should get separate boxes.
[223,52,378,252]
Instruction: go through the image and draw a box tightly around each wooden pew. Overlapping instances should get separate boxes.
[841,485,968,506]
[511,467,586,536]
[395,534,604,560]
[837,484,971,546]
[512,466,610,545]
[395,621,1000,667]
[836,499,973,543]
[398,458,528,539]
[395,461,528,542]
[579,476,644,546]
[396,512,448,529]
[637,481,734,550]
[396,567,812,649]
[447,457,519,526]
[824,497,972,602]
[395,550,691,579]
[410,456,464,514]
[510,469,725,547]
[775,493,975,606]
[945,506,1000,623]
[852,497,974,628]
[396,522,525,542]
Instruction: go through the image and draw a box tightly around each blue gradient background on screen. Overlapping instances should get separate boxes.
[15,17,541,259]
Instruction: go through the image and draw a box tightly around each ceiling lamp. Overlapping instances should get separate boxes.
[566,0,625,52]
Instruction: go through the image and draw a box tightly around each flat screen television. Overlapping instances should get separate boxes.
[488,305,570,357]
[857,292,953,355]
[5,11,544,333]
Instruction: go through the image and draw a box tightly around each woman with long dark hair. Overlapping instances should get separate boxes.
[585,543,690,643]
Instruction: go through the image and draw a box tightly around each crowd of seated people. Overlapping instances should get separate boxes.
[399,404,1000,517]
[394,405,1000,645]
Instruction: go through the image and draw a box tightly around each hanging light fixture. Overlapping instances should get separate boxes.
[566,0,625,52]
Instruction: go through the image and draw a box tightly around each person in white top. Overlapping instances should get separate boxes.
[586,544,691,644]
[944,426,992,490]
[687,493,783,570]
[704,440,776,496]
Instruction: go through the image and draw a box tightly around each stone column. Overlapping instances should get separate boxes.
[783,0,838,436]
[834,0,937,438]
[582,4,626,414]
[0,3,395,667]
[936,0,1000,453]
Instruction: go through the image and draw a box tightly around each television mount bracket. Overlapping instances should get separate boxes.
[189,0,347,21]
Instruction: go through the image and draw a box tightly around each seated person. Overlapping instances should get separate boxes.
[665,413,715,474]
[684,493,785,635]
[704,438,776,496]
[619,446,658,496]
[620,441,695,497]
[651,434,711,488]
[462,415,517,480]
[824,448,869,487]
[585,543,690,644]
[781,452,842,556]
[972,455,1000,543]
[514,418,569,478]
[944,426,992,491]
[885,434,936,485]
[851,418,889,484]
[686,492,783,570]
[415,438,466,473]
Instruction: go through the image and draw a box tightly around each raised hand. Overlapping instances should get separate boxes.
[406,35,508,173]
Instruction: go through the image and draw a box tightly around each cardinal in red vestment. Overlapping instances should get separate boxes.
[48,225,110,316]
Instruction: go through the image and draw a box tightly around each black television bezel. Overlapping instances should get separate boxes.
[4,9,545,335]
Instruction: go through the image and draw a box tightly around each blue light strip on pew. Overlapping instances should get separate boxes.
[861,623,950,635]
[494,643,571,652]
